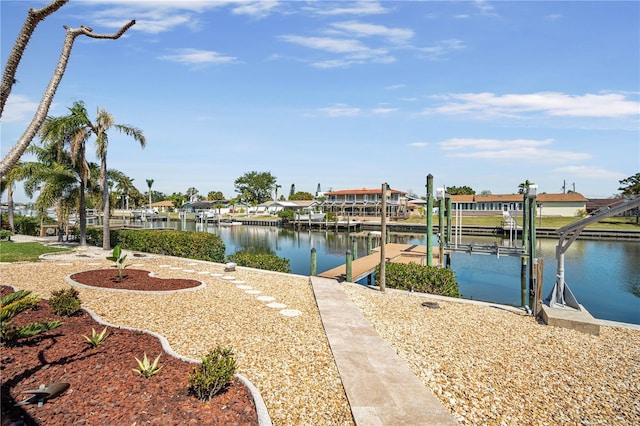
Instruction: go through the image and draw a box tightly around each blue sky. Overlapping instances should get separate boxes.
[2,0,639,202]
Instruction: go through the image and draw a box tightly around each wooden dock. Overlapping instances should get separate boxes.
[318,243,439,282]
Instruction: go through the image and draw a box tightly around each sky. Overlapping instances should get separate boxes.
[2,0,639,203]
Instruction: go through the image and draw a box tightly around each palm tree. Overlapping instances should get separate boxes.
[146,179,154,207]
[518,180,534,194]
[40,101,146,248]
[0,162,29,231]
[23,141,98,241]
[92,106,146,250]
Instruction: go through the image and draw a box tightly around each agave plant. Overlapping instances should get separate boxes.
[83,326,108,348]
[1,290,62,345]
[132,353,162,378]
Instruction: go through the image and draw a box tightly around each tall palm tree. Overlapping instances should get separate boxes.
[92,106,146,250]
[40,101,146,248]
[146,179,154,207]
[0,162,29,231]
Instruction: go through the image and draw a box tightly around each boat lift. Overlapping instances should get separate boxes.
[547,197,640,310]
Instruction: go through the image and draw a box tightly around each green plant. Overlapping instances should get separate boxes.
[189,346,237,401]
[132,353,163,378]
[0,242,70,263]
[277,209,294,222]
[0,230,12,241]
[226,250,291,273]
[83,326,108,348]
[375,263,460,298]
[1,290,62,345]
[106,244,130,281]
[49,287,82,316]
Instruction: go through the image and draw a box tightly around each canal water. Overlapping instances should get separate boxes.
[179,223,639,325]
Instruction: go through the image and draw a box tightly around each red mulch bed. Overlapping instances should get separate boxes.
[70,268,202,291]
[0,275,259,426]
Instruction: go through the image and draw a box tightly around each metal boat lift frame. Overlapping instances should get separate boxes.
[547,197,640,310]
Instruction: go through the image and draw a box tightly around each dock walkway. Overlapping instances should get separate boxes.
[318,243,434,282]
[311,276,458,425]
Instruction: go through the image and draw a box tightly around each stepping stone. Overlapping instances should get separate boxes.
[245,290,262,295]
[280,309,302,317]
[169,267,182,270]
[221,275,236,280]
[183,269,195,273]
[159,265,171,268]
[256,296,276,302]
[236,285,253,290]
[197,271,210,275]
[232,280,246,285]
[210,273,223,277]
[266,302,287,309]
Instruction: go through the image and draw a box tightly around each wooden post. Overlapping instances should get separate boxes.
[352,237,357,260]
[310,248,317,276]
[367,232,372,255]
[438,197,445,267]
[346,250,352,282]
[426,174,434,266]
[445,196,452,246]
[520,256,527,308]
[535,258,544,317]
[380,182,388,292]
[528,192,537,310]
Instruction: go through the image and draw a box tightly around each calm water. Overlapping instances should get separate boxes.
[178,223,639,325]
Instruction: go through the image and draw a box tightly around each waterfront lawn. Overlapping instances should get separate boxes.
[402,214,640,230]
[0,242,71,263]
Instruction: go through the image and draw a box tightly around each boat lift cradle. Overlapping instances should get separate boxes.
[548,197,640,310]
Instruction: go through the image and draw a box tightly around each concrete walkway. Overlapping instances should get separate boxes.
[311,276,458,425]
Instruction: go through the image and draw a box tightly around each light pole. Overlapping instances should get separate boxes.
[379,183,390,292]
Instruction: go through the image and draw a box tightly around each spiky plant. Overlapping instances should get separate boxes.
[1,290,62,345]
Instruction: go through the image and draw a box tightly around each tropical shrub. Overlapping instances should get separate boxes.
[49,287,82,316]
[117,230,225,263]
[375,262,460,298]
[1,290,62,345]
[189,346,237,401]
[226,250,291,273]
[12,216,41,236]
[0,230,12,241]
[106,245,130,281]
[277,209,294,222]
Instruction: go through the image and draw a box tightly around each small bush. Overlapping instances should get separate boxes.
[376,262,460,298]
[277,210,294,222]
[0,230,12,241]
[12,216,41,236]
[226,250,291,273]
[189,346,237,401]
[49,287,82,316]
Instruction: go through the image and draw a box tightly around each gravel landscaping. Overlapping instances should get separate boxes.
[2,243,638,425]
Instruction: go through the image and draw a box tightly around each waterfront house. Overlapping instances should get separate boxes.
[449,192,588,217]
[322,188,408,218]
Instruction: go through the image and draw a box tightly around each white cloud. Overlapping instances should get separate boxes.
[552,165,625,180]
[231,1,280,18]
[319,104,361,117]
[416,39,466,60]
[385,84,406,90]
[279,35,394,67]
[310,1,388,16]
[372,108,398,114]
[408,142,429,148]
[330,21,414,44]
[158,48,237,65]
[1,95,39,123]
[426,92,640,118]
[439,138,592,162]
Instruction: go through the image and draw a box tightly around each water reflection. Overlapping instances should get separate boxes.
[162,222,640,324]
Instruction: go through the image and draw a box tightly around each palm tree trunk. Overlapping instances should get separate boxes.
[0,20,135,177]
[101,157,110,250]
[0,0,68,117]
[7,184,15,231]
